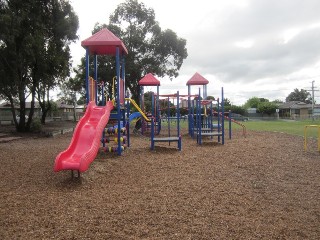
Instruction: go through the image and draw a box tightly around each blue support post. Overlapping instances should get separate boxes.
[140,86,144,135]
[150,118,155,150]
[217,98,221,143]
[121,56,125,102]
[191,98,195,138]
[167,96,170,140]
[116,47,121,156]
[229,110,232,139]
[94,54,98,104]
[85,48,90,104]
[210,101,213,140]
[151,92,154,117]
[177,91,181,151]
[156,86,160,134]
[188,85,191,135]
[126,95,130,147]
[221,87,225,145]
[121,55,126,108]
[197,88,202,145]
[151,92,155,134]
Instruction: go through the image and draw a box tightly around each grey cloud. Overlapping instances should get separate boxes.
[182,0,320,85]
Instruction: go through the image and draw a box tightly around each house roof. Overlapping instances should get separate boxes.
[186,72,209,86]
[138,73,161,86]
[0,101,84,109]
[81,28,128,55]
[59,104,84,109]
[278,101,319,109]
[0,102,40,109]
[278,101,301,109]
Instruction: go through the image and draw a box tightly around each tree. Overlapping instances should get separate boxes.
[244,97,261,109]
[58,75,84,105]
[223,98,232,106]
[272,99,283,104]
[257,102,278,116]
[58,76,84,122]
[206,96,215,101]
[143,91,153,113]
[286,88,312,103]
[224,105,246,116]
[194,96,203,101]
[74,0,188,105]
[0,0,78,131]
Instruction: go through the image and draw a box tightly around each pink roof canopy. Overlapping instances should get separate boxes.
[186,72,209,85]
[138,73,161,86]
[81,28,128,55]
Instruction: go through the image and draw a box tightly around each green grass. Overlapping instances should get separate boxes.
[231,119,320,137]
[149,118,320,138]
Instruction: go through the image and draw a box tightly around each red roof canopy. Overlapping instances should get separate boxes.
[81,28,128,55]
[186,72,209,85]
[139,73,161,86]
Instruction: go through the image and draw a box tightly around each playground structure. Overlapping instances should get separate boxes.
[304,125,320,152]
[151,92,182,150]
[54,28,129,175]
[194,88,225,145]
[185,73,226,145]
[223,112,247,138]
[54,101,114,174]
[53,28,246,175]
[138,73,161,135]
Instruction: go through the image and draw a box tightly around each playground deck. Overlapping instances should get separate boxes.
[196,131,223,136]
[152,136,180,142]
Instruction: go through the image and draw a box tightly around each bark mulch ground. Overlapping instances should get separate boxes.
[0,121,319,239]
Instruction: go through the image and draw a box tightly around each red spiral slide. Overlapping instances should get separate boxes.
[54,101,114,173]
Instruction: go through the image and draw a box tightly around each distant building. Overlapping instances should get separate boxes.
[53,101,84,120]
[179,99,188,108]
[0,101,84,124]
[278,101,320,119]
[247,108,257,114]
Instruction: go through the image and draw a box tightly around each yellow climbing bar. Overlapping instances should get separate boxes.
[125,98,151,122]
[304,125,320,152]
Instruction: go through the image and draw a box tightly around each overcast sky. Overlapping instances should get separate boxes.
[69,0,320,105]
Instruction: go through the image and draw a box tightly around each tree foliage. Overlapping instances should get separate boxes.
[74,0,188,105]
[206,96,215,101]
[257,102,278,116]
[286,88,312,103]
[272,99,284,104]
[223,98,231,106]
[243,97,277,115]
[0,0,78,131]
[224,105,246,116]
[143,91,153,113]
[244,97,268,109]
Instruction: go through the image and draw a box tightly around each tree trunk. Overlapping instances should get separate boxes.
[17,82,27,132]
[73,92,77,122]
[40,101,51,124]
[131,84,140,106]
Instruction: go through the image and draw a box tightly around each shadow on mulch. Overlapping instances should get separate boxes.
[199,141,222,146]
[0,120,77,139]
[149,146,181,153]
